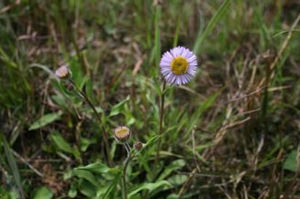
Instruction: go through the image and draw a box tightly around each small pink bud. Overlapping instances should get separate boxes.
[55,65,71,79]
[133,141,143,151]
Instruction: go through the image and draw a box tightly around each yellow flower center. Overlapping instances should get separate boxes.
[114,126,130,142]
[170,56,188,75]
[116,128,128,138]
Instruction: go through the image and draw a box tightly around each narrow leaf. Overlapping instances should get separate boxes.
[50,131,73,154]
[128,180,171,198]
[29,111,62,131]
[0,132,25,199]
[193,0,231,54]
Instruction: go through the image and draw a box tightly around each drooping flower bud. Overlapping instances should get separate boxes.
[55,65,71,79]
[133,141,143,151]
[114,126,130,143]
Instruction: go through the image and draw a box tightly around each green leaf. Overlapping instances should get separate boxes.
[99,173,121,199]
[0,132,25,199]
[33,186,53,199]
[68,184,77,198]
[75,163,120,176]
[29,111,62,130]
[78,180,97,198]
[109,96,130,117]
[167,194,180,199]
[80,137,97,152]
[167,175,188,186]
[139,135,160,154]
[50,131,73,154]
[73,169,99,187]
[184,92,219,139]
[30,64,56,79]
[193,0,231,54]
[158,159,186,180]
[283,150,300,172]
[128,180,171,198]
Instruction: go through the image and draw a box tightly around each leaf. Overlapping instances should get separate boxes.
[78,180,97,198]
[29,111,62,131]
[128,180,171,198]
[68,184,77,198]
[109,96,130,117]
[0,132,25,199]
[184,92,219,139]
[75,163,120,177]
[33,186,53,199]
[167,194,179,199]
[50,131,73,154]
[139,135,160,154]
[158,159,186,180]
[73,169,99,187]
[80,137,97,152]
[283,150,300,172]
[167,175,188,186]
[99,173,121,199]
[30,64,56,79]
[193,0,231,54]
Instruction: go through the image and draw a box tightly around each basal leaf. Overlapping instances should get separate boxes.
[283,150,300,172]
[50,131,73,154]
[33,186,53,199]
[29,111,62,131]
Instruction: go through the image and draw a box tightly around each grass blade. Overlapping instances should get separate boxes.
[154,5,161,67]
[193,0,231,54]
[0,131,25,199]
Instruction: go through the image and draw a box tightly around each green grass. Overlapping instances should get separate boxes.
[0,0,299,198]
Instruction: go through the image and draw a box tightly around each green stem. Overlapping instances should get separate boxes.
[122,143,131,199]
[69,79,112,166]
[155,80,166,163]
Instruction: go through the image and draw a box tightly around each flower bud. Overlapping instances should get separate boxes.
[133,141,143,151]
[114,126,130,143]
[55,65,71,79]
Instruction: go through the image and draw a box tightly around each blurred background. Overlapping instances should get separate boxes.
[0,0,299,198]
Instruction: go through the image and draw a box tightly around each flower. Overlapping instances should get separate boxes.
[55,65,71,79]
[160,46,197,85]
[114,126,130,143]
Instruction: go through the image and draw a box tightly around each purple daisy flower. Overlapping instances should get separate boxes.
[160,46,198,85]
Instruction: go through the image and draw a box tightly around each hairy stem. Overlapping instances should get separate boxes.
[155,80,166,163]
[69,79,112,166]
[122,143,131,199]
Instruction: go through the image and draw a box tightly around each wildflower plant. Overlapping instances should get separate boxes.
[7,0,296,198]
[156,46,198,162]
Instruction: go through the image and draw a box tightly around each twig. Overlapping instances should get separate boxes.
[12,150,44,177]
[178,168,197,198]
